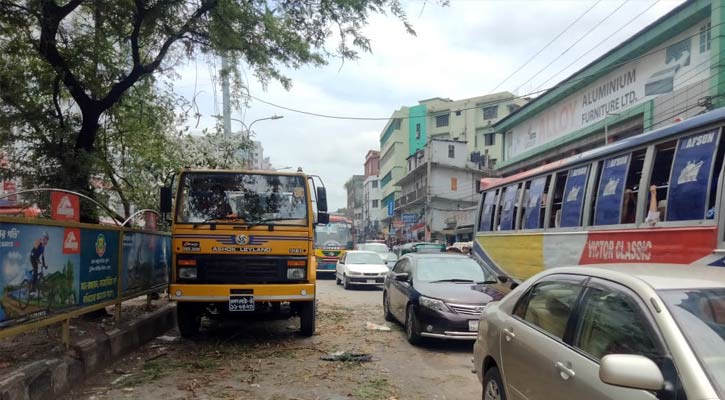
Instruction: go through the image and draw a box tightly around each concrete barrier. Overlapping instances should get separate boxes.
[0,303,176,400]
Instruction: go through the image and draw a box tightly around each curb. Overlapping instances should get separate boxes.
[0,303,176,400]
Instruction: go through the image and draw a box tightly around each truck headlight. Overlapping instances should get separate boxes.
[178,267,197,279]
[287,267,306,280]
[419,296,450,313]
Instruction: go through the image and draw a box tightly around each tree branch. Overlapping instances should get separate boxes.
[52,75,65,128]
[131,0,145,67]
[99,0,219,111]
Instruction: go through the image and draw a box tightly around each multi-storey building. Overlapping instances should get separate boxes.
[362,150,382,240]
[345,175,365,238]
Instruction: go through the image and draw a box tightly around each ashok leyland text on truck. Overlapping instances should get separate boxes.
[314,215,353,275]
[160,168,329,337]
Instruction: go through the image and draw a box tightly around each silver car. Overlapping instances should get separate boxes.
[473,264,725,400]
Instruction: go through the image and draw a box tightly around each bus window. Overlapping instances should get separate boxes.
[492,188,502,230]
[707,129,725,221]
[589,160,603,226]
[478,191,497,231]
[560,165,590,227]
[499,183,519,231]
[522,176,548,229]
[646,140,676,223]
[550,170,568,228]
[593,154,630,225]
[621,150,646,223]
[667,129,721,221]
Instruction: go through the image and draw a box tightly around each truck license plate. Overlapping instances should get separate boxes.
[229,295,255,312]
[469,320,479,332]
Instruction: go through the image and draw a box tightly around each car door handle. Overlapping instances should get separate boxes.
[503,328,515,342]
[555,362,575,380]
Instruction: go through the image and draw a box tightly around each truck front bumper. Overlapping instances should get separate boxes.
[170,283,315,302]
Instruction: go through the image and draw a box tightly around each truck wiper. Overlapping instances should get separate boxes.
[192,216,242,229]
[245,217,301,229]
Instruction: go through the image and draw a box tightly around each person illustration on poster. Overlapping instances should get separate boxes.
[29,231,49,295]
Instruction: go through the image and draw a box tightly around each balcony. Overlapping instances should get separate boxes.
[395,188,426,209]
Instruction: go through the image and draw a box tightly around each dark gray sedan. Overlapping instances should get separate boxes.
[383,253,504,344]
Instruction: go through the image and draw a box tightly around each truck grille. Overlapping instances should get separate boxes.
[191,256,306,284]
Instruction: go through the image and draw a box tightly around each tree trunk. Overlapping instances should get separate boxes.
[68,108,102,223]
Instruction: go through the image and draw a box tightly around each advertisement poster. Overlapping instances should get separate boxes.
[79,230,119,306]
[122,232,169,296]
[523,176,547,229]
[668,129,720,221]
[0,224,80,327]
[594,154,630,225]
[561,166,589,227]
[50,192,80,222]
[499,184,518,231]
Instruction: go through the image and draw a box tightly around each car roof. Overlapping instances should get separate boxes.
[545,264,725,290]
[346,250,379,255]
[403,253,471,259]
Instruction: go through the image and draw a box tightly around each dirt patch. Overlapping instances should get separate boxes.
[0,296,166,376]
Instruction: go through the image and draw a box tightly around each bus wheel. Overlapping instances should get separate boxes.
[177,303,201,338]
[299,301,316,337]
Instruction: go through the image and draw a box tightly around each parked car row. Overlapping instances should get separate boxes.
[335,244,725,399]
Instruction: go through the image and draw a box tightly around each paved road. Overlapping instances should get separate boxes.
[65,278,481,400]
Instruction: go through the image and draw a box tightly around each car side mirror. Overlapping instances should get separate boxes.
[317,212,329,225]
[316,186,328,212]
[599,354,664,391]
[160,186,172,214]
[394,273,410,282]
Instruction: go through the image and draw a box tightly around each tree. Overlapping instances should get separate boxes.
[0,0,416,220]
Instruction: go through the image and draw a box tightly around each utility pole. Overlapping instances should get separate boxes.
[221,55,232,138]
[425,142,432,242]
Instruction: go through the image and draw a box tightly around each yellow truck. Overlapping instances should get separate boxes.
[160,168,328,337]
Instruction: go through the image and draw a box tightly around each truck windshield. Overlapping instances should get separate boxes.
[176,172,308,225]
[314,221,353,249]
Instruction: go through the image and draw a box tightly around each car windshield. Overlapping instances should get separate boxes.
[415,257,492,283]
[315,221,353,249]
[659,288,725,396]
[177,173,308,225]
[346,252,384,265]
[361,243,389,253]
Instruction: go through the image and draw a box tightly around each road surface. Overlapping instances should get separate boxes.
[64,278,481,400]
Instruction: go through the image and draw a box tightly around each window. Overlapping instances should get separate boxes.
[550,170,569,228]
[483,105,498,120]
[700,23,711,53]
[455,110,462,116]
[372,200,379,208]
[448,145,455,158]
[593,154,630,226]
[416,123,421,139]
[522,176,549,230]
[478,190,497,232]
[451,177,458,191]
[499,183,519,231]
[515,280,584,340]
[435,114,449,127]
[484,133,495,146]
[393,259,410,274]
[575,285,661,361]
[621,150,645,223]
[372,180,378,189]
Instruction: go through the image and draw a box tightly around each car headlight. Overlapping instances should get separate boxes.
[178,267,197,280]
[347,270,361,276]
[419,296,450,313]
[287,267,306,280]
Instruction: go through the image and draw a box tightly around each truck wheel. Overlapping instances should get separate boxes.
[177,303,201,338]
[299,301,316,337]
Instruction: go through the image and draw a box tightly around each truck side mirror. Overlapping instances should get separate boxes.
[317,212,330,225]
[160,187,172,214]
[316,186,328,212]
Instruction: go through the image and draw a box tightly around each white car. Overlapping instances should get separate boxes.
[336,250,389,290]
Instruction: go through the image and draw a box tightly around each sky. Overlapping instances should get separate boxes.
[171,0,686,211]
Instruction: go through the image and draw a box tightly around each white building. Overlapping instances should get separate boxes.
[395,139,489,242]
[249,140,272,170]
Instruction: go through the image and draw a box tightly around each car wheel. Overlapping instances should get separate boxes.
[482,367,506,400]
[383,292,394,322]
[405,304,422,345]
[343,274,351,290]
[335,273,342,285]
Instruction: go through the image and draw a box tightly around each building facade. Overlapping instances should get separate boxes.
[377,93,528,238]
[394,139,487,243]
[362,151,382,240]
[495,0,725,175]
[249,140,272,170]
[345,175,365,238]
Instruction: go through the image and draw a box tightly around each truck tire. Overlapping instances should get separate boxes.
[177,302,201,338]
[299,301,316,337]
